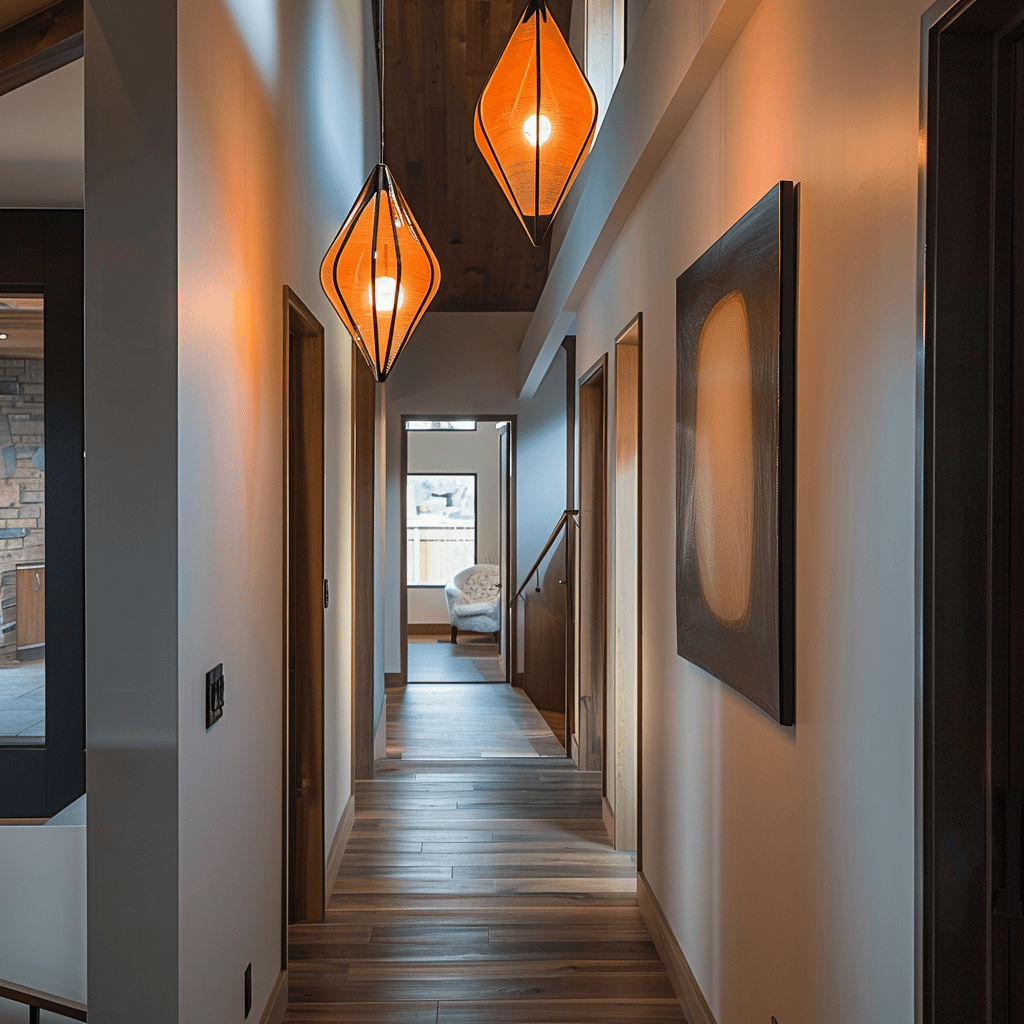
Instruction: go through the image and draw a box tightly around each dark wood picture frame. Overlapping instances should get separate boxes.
[675,182,796,726]
[0,209,84,819]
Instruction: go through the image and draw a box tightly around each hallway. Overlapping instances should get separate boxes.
[284,686,685,1022]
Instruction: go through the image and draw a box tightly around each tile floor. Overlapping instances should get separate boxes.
[0,661,45,742]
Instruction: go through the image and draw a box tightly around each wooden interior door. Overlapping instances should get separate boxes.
[285,288,324,925]
[922,3,1024,1017]
[577,359,607,778]
[613,318,641,854]
[1002,32,1024,1016]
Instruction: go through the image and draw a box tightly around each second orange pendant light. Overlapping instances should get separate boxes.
[474,0,599,245]
[320,0,440,383]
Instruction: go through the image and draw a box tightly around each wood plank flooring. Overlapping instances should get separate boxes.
[407,638,505,684]
[386,684,566,760]
[286,757,686,1023]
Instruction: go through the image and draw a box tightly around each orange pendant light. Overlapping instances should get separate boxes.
[474,0,598,246]
[320,0,440,382]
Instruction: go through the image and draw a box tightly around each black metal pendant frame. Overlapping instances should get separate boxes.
[474,0,598,246]
[322,163,437,383]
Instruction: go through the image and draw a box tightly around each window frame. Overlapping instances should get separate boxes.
[405,471,479,588]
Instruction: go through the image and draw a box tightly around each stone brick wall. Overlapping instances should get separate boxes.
[0,358,44,660]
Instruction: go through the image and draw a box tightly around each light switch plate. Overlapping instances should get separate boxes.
[206,663,224,729]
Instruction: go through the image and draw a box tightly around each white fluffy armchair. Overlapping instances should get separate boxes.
[445,563,501,643]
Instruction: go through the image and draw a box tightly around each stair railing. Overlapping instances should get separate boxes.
[512,509,579,755]
[0,978,87,1022]
[512,508,579,605]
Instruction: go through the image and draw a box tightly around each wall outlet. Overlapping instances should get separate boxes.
[244,962,252,1018]
[206,664,224,729]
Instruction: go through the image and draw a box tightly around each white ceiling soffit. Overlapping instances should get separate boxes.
[517,0,763,398]
[0,57,84,207]
[0,0,57,33]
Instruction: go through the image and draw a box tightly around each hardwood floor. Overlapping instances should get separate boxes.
[286,758,686,1023]
[407,637,505,684]
[285,685,685,1023]
[386,684,566,759]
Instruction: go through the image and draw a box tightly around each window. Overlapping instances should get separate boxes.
[406,474,476,586]
[405,420,476,431]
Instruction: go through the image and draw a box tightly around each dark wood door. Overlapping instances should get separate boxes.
[578,360,607,777]
[286,291,325,925]
[1002,35,1024,1015]
[923,4,1024,1018]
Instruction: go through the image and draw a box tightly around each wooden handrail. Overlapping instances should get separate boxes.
[512,509,579,604]
[0,978,87,1022]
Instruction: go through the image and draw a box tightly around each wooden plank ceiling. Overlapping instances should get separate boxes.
[380,0,573,312]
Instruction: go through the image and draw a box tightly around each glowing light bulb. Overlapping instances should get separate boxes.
[0,335,6,340]
[522,114,552,148]
[369,276,405,312]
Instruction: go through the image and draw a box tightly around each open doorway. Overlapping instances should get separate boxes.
[394,414,567,759]
[401,416,510,684]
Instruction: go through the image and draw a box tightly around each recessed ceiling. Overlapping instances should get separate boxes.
[0,0,57,33]
[381,0,574,313]
[0,57,83,206]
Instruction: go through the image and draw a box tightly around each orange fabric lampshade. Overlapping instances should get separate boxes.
[474,0,598,245]
[320,163,441,382]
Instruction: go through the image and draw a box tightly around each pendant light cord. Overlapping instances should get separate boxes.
[379,0,386,165]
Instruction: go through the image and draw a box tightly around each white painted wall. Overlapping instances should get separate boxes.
[407,427,502,624]
[0,799,86,1024]
[561,0,923,1019]
[515,347,569,670]
[0,59,83,207]
[175,1,371,1021]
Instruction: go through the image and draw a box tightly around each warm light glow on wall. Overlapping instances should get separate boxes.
[320,164,440,382]
[474,0,598,245]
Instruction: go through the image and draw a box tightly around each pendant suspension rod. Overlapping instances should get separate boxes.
[378,0,385,165]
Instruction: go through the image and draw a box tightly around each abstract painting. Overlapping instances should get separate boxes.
[676,182,796,725]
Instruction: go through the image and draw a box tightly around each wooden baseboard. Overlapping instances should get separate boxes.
[514,672,524,689]
[373,709,387,759]
[324,794,355,909]
[384,672,404,690]
[257,968,288,1024]
[602,796,614,841]
[408,622,451,636]
[637,871,717,1024]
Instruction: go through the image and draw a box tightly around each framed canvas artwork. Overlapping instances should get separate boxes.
[675,181,796,725]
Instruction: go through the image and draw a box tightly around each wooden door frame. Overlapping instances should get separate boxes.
[613,314,642,859]
[352,350,376,780]
[399,414,518,686]
[577,355,608,779]
[918,1,1024,1018]
[282,286,325,952]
